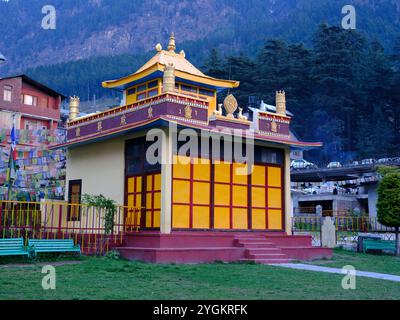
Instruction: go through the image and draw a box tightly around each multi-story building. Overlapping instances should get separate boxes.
[0,74,65,134]
[0,75,66,200]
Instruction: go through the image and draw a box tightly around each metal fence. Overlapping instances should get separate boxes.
[0,200,141,254]
[292,215,396,247]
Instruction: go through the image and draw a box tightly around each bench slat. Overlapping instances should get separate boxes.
[0,238,29,257]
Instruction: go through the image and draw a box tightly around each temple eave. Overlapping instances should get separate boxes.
[102,64,239,91]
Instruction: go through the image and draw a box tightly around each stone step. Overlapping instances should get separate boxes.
[237,243,277,248]
[237,239,273,243]
[240,258,292,264]
[246,253,288,259]
[266,235,312,247]
[245,248,283,255]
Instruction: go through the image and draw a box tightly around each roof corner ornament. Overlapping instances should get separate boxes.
[167,32,176,52]
[155,43,162,52]
[238,107,247,121]
[179,50,186,58]
[213,104,223,116]
[223,94,238,119]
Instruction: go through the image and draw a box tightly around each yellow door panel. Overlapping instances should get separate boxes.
[252,165,265,186]
[193,159,210,181]
[127,178,135,193]
[173,155,191,178]
[127,195,134,207]
[268,209,282,230]
[136,177,142,192]
[146,175,153,190]
[154,174,161,190]
[251,187,265,208]
[153,192,161,210]
[214,184,230,205]
[135,195,141,207]
[146,193,153,207]
[214,162,231,183]
[172,180,190,203]
[193,182,210,205]
[233,163,248,184]
[268,167,282,187]
[268,188,282,208]
[252,209,266,230]
[145,210,152,228]
[214,207,230,229]
[153,210,160,228]
[232,185,247,206]
[172,205,190,228]
[232,208,248,229]
[193,206,210,229]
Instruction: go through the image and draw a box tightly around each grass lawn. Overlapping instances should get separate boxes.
[1,251,400,300]
[308,248,400,276]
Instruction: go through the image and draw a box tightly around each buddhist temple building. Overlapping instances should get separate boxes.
[55,34,331,263]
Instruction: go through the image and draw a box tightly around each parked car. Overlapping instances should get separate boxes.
[361,158,376,165]
[351,160,360,166]
[377,158,391,164]
[290,159,317,170]
[327,161,342,168]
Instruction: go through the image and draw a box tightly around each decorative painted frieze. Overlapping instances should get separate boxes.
[66,93,209,142]
[258,112,291,138]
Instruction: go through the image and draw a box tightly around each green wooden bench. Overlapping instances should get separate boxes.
[363,238,397,254]
[0,238,30,257]
[28,239,81,257]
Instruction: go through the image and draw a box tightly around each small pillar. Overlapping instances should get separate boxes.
[69,96,80,121]
[321,216,336,248]
[163,63,175,93]
[276,90,286,116]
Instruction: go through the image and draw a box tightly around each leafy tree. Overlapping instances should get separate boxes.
[377,173,400,256]
[203,48,226,79]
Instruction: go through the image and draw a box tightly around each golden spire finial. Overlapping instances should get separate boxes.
[167,32,176,52]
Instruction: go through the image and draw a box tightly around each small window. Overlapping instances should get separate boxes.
[127,87,136,95]
[68,180,82,221]
[137,84,147,92]
[148,89,158,97]
[199,88,214,97]
[148,80,158,89]
[3,85,12,102]
[181,84,197,93]
[137,92,146,100]
[22,94,38,106]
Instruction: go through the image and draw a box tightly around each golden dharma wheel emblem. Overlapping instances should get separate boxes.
[184,105,192,119]
[223,94,238,118]
[148,106,153,118]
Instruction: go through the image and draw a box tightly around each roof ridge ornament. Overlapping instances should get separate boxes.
[155,43,162,52]
[167,32,176,52]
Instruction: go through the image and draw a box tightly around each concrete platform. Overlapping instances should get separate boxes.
[114,231,332,264]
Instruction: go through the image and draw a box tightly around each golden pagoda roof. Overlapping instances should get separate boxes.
[102,33,239,90]
[135,49,206,77]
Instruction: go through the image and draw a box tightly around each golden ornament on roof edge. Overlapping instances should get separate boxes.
[223,94,238,118]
